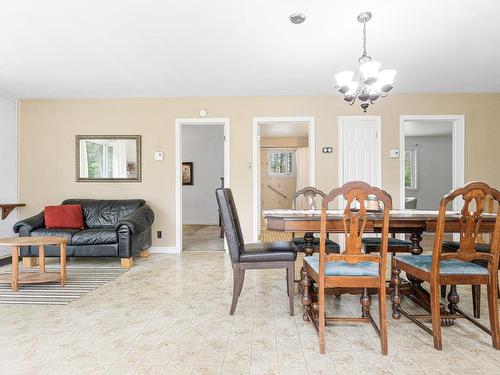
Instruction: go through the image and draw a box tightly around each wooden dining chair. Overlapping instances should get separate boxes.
[301,181,391,354]
[392,182,500,350]
[216,188,297,316]
[291,187,340,254]
[440,195,499,318]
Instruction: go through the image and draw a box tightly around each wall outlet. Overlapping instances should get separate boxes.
[157,231,162,239]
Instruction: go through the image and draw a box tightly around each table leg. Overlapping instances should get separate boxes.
[60,243,67,287]
[408,231,423,255]
[406,230,424,287]
[39,245,45,273]
[11,246,19,292]
[303,232,315,257]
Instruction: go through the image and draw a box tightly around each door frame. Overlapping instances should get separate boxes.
[175,118,230,253]
[338,115,382,188]
[399,115,465,211]
[252,116,316,242]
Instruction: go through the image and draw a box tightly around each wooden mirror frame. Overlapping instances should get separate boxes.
[75,135,142,182]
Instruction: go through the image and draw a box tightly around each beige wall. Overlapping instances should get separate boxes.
[18,94,500,248]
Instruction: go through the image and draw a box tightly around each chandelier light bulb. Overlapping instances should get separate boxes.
[334,71,355,87]
[359,60,381,82]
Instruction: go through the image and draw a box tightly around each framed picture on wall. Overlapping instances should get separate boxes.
[182,162,193,185]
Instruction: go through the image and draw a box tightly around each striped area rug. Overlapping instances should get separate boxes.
[0,266,128,305]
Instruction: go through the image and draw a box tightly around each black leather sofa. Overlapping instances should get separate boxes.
[13,199,154,268]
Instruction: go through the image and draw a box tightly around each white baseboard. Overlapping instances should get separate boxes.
[149,246,180,254]
[182,218,219,225]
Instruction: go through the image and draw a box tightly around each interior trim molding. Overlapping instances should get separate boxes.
[149,246,180,254]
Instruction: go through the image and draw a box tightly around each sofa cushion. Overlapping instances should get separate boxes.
[304,255,379,277]
[62,199,145,228]
[44,205,84,230]
[71,229,118,245]
[31,228,79,244]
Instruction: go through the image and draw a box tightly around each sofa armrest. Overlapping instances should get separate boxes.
[13,212,45,233]
[115,205,155,234]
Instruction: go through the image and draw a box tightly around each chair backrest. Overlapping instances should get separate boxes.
[319,181,392,273]
[293,187,326,210]
[432,182,500,274]
[215,188,244,263]
[477,195,495,244]
[62,199,145,228]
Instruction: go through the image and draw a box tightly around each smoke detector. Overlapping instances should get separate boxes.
[289,13,306,24]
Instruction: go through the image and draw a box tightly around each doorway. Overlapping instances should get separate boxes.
[399,116,465,210]
[175,118,230,252]
[400,115,465,244]
[252,117,315,242]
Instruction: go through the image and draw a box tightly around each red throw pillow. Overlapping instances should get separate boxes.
[44,205,84,230]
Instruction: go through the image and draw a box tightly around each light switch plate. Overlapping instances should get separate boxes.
[389,149,399,159]
[154,151,164,161]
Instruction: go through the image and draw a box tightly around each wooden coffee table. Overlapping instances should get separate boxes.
[0,236,67,291]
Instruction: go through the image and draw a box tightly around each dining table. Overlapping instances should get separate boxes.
[263,208,497,326]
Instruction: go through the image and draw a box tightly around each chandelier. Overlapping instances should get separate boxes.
[334,12,397,112]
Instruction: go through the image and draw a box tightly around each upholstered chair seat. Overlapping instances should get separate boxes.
[394,255,489,275]
[239,241,297,262]
[304,255,379,277]
[291,237,340,253]
[442,241,491,253]
[440,240,497,318]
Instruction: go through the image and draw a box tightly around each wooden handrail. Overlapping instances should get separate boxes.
[267,185,287,199]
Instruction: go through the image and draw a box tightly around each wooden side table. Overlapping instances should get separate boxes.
[0,236,67,291]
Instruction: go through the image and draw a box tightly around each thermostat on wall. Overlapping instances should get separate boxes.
[154,151,164,161]
[389,149,399,159]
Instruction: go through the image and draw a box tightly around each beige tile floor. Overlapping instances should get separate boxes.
[183,225,224,251]
[0,253,499,375]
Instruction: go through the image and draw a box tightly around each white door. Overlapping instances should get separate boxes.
[339,116,381,187]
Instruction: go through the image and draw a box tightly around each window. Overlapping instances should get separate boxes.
[268,150,295,176]
[86,141,114,178]
[405,147,418,189]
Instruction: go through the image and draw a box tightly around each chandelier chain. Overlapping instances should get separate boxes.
[362,20,367,57]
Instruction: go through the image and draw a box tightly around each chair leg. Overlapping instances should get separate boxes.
[430,282,443,350]
[472,285,481,319]
[487,275,500,349]
[286,267,289,297]
[287,262,295,316]
[230,264,245,315]
[319,282,326,354]
[440,285,447,299]
[378,286,388,355]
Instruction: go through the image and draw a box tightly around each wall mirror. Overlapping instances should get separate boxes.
[76,135,141,182]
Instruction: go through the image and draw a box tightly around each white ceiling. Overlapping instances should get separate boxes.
[260,123,308,138]
[1,0,499,98]
[404,121,453,137]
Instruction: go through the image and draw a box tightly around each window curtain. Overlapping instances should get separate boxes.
[112,141,128,178]
[80,141,89,178]
[295,147,309,209]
